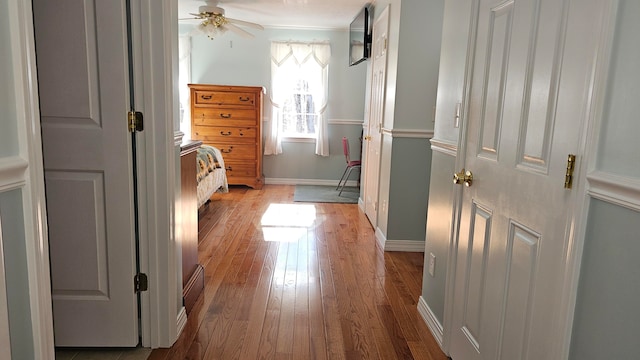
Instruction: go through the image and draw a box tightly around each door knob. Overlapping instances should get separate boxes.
[453,169,473,187]
[364,135,372,141]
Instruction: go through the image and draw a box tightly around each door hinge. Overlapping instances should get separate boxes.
[134,273,148,292]
[128,111,144,132]
[564,154,576,189]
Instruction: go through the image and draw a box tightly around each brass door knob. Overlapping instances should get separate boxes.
[453,169,473,187]
[364,135,372,141]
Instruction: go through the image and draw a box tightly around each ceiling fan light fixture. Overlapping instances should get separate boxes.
[198,18,228,40]
[183,1,261,40]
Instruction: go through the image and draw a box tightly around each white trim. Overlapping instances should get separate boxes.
[381,128,435,139]
[383,240,426,252]
[375,227,386,251]
[0,157,28,192]
[418,296,445,351]
[430,139,458,157]
[265,24,350,31]
[265,178,359,187]
[587,171,640,212]
[358,197,365,212]
[174,131,185,146]
[134,0,179,348]
[328,118,364,125]
[176,307,187,338]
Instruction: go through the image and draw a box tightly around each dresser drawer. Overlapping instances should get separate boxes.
[215,143,256,160]
[192,108,257,127]
[193,126,256,143]
[194,91,256,107]
[224,161,257,178]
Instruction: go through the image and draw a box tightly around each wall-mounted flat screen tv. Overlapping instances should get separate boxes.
[349,6,371,66]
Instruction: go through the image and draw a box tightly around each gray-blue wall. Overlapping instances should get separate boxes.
[569,199,640,359]
[0,190,34,359]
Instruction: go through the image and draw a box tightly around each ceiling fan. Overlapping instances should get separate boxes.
[180,0,264,39]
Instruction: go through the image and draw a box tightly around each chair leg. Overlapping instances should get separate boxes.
[339,167,355,196]
[336,167,349,190]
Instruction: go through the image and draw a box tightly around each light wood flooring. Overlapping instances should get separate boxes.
[149,185,448,360]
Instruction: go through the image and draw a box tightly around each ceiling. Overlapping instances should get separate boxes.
[178,0,371,30]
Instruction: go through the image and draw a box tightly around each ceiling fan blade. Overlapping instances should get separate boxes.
[226,17,264,30]
[222,23,254,39]
[179,17,200,21]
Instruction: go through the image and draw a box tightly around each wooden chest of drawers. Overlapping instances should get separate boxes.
[189,84,264,189]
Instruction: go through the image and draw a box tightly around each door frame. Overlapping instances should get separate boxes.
[4,0,55,357]
[441,0,611,358]
[127,0,182,348]
[554,1,618,358]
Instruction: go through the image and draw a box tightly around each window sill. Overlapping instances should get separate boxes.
[282,137,315,143]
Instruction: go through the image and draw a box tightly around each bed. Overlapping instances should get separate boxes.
[196,144,228,208]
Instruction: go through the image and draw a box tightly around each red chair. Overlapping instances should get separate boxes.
[336,136,361,196]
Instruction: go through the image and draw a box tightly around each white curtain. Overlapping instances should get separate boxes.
[265,41,331,156]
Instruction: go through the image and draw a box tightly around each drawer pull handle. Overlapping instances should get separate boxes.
[200,95,212,100]
[239,96,251,102]
[221,147,233,153]
[220,131,232,136]
[225,166,233,171]
[220,113,232,118]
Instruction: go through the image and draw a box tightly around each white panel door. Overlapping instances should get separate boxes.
[33,0,139,346]
[363,6,389,227]
[449,0,601,359]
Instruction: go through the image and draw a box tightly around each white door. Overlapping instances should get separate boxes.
[0,225,10,359]
[33,0,139,346]
[449,0,601,359]
[363,6,389,227]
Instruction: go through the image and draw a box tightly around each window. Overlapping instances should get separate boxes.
[282,80,317,138]
[265,41,331,156]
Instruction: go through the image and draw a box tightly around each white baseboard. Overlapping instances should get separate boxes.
[418,296,445,352]
[265,177,359,187]
[176,307,187,338]
[374,228,426,252]
[384,240,426,252]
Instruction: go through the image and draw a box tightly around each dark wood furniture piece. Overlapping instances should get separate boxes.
[189,84,264,189]
[180,139,204,313]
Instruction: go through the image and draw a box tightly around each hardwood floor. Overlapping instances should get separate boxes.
[149,185,448,360]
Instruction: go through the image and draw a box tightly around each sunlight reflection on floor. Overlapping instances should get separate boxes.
[260,203,317,242]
